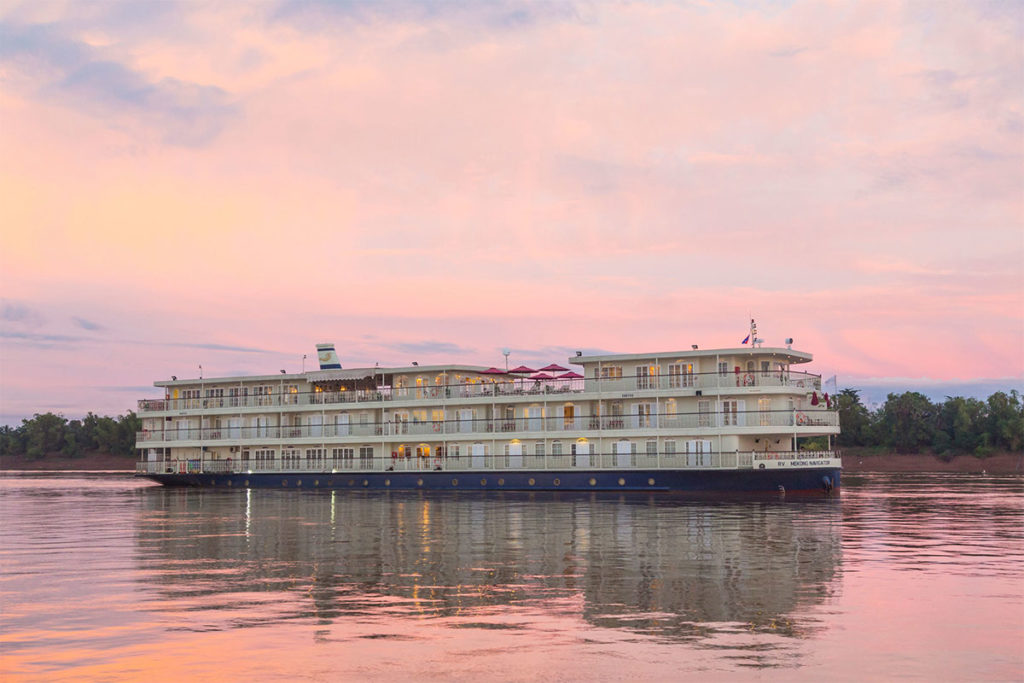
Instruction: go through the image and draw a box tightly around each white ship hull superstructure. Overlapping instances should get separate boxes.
[135,344,841,493]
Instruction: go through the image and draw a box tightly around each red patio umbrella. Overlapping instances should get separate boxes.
[529,372,555,380]
[539,363,569,373]
[508,365,536,374]
[557,371,583,379]
[480,367,507,374]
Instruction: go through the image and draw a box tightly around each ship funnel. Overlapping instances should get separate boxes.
[315,343,342,370]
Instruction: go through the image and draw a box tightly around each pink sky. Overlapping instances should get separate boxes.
[1,1,1022,422]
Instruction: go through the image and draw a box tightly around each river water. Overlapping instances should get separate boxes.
[1,472,1021,681]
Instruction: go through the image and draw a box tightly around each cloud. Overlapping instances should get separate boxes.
[161,342,277,354]
[381,340,474,356]
[0,21,237,146]
[272,0,584,31]
[0,330,84,343]
[1,301,46,327]
[72,316,104,331]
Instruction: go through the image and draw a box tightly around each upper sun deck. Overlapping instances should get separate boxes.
[138,346,824,414]
[573,347,811,367]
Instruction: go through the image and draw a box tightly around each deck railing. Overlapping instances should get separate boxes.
[136,409,839,444]
[135,450,839,475]
[137,370,826,413]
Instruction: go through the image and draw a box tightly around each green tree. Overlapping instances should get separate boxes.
[836,388,872,447]
[63,419,84,458]
[935,396,987,454]
[985,391,1024,453]
[21,413,68,459]
[115,412,141,456]
[876,392,936,453]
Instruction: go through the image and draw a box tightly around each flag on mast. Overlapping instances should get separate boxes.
[741,334,750,344]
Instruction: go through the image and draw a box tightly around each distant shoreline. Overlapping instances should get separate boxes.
[0,453,136,471]
[2,451,1021,474]
[841,450,1022,474]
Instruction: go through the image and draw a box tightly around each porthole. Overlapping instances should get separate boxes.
[417,479,424,486]
[210,479,216,485]
[451,478,458,486]
[480,479,487,486]
[362,480,368,486]
[498,478,504,486]
[618,478,625,486]
[553,478,561,486]
[528,478,535,486]
[314,480,319,487]
[296,479,302,487]
[385,479,390,486]
[244,480,249,487]
[282,480,288,487]
[227,480,232,487]
[589,478,596,486]
[648,478,655,486]
[348,479,355,486]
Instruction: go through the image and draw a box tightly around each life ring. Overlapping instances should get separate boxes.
[742,373,755,386]
[796,412,808,425]
[432,422,442,432]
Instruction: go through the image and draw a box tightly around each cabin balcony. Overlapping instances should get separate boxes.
[135,409,838,445]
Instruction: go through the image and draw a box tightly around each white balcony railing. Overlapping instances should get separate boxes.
[135,409,839,444]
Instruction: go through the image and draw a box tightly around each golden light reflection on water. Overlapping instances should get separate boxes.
[1,472,1022,681]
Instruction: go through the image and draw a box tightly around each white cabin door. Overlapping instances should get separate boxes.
[616,440,631,468]
[508,442,523,468]
[735,400,746,427]
[255,417,269,438]
[685,439,712,467]
[685,440,698,467]
[176,420,190,441]
[310,415,323,437]
[459,409,473,433]
[575,442,590,468]
[527,407,542,431]
[228,418,241,439]
[471,443,486,468]
[335,413,349,436]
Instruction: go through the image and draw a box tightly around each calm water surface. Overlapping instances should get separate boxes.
[1,472,1022,681]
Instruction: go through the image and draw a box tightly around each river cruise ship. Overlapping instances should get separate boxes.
[135,342,841,493]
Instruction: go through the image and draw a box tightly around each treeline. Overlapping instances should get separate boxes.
[0,412,141,459]
[836,389,1023,456]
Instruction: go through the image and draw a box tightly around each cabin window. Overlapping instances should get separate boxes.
[600,366,623,380]
[698,400,712,427]
[332,448,354,466]
[636,364,660,389]
[721,400,745,426]
[359,446,373,466]
[306,448,325,466]
[668,363,694,388]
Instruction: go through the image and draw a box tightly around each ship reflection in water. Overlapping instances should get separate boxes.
[136,489,842,649]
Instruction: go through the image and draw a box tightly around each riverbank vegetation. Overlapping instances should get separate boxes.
[0,412,140,459]
[834,390,1023,457]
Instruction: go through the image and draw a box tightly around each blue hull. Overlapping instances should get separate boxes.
[140,468,840,495]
